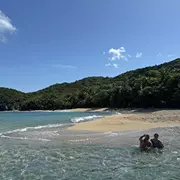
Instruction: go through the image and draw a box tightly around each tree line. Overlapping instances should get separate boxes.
[1,58,180,111]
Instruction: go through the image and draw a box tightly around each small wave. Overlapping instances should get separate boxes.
[58,110,72,112]
[1,135,51,142]
[104,132,118,137]
[172,151,178,154]
[70,115,103,123]
[0,123,66,136]
[68,137,99,142]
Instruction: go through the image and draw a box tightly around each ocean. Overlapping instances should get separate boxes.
[0,112,179,180]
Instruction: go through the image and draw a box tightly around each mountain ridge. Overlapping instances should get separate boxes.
[1,58,180,110]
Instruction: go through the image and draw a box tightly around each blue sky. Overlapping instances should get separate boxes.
[0,0,179,92]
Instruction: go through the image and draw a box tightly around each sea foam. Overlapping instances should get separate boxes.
[0,123,66,136]
[70,115,103,123]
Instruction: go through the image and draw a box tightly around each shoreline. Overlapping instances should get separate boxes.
[2,108,180,113]
[0,108,109,113]
[68,109,180,132]
[2,108,180,133]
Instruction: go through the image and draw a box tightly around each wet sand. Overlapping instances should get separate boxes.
[3,124,179,148]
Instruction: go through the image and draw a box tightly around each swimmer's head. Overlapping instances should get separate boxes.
[145,134,150,141]
[154,133,159,139]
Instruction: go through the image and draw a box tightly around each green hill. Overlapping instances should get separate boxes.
[1,58,180,111]
[0,88,25,110]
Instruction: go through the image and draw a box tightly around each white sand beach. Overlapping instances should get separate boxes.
[68,110,180,132]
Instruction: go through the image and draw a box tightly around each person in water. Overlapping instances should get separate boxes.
[151,133,164,149]
[139,134,152,151]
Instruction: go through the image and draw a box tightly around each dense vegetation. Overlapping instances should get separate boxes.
[1,59,180,111]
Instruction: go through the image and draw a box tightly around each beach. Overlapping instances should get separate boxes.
[1,110,180,179]
[68,109,180,132]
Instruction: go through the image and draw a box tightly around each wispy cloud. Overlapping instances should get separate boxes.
[108,47,126,61]
[113,63,118,68]
[105,63,118,68]
[136,52,142,58]
[105,63,111,67]
[0,10,16,42]
[52,64,77,69]
[103,52,106,55]
[157,53,162,57]
[157,53,176,58]
[168,54,174,58]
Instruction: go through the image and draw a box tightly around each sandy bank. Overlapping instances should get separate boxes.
[65,108,109,112]
[68,110,180,132]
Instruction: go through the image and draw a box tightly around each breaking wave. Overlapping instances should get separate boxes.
[0,123,66,136]
[0,135,51,142]
[70,115,103,123]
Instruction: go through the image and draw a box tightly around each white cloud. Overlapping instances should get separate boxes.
[157,53,162,57]
[109,47,126,61]
[113,63,118,68]
[0,10,16,42]
[52,64,77,69]
[104,46,129,68]
[136,52,142,58]
[103,52,106,55]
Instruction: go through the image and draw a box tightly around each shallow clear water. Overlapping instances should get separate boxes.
[0,112,180,180]
[0,111,108,133]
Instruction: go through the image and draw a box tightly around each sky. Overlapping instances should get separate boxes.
[0,0,180,92]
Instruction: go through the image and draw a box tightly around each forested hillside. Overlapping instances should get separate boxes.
[1,58,180,111]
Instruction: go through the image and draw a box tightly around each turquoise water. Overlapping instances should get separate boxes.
[0,111,107,133]
[0,112,180,180]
